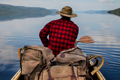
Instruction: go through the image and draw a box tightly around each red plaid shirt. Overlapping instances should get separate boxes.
[39,17,79,56]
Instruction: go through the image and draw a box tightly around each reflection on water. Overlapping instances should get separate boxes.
[76,13,120,80]
[0,13,120,80]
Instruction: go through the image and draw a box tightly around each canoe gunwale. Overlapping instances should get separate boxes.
[11,69,21,80]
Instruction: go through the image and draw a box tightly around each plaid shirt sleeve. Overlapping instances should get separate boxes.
[39,21,52,47]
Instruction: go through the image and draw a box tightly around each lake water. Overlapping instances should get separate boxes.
[0,12,120,80]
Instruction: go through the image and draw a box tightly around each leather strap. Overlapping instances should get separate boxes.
[86,57,89,74]
[70,62,77,80]
[78,74,93,80]
[47,67,54,80]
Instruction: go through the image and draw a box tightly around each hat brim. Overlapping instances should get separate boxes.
[56,11,77,17]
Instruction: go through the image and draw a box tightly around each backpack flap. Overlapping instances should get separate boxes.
[21,45,54,75]
[52,47,86,66]
[53,53,86,63]
[21,47,43,75]
[37,45,54,63]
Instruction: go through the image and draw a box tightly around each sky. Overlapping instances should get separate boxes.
[0,0,120,11]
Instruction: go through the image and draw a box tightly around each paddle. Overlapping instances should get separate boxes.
[77,36,94,43]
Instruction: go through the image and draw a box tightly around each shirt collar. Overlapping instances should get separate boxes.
[61,17,71,21]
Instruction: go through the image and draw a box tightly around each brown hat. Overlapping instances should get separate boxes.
[56,6,77,17]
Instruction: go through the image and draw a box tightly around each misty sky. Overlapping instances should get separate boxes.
[0,0,120,11]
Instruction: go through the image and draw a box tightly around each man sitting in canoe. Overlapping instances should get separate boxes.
[39,6,79,56]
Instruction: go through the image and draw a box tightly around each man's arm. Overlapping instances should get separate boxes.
[39,22,51,47]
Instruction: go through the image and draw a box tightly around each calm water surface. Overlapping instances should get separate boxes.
[0,13,120,80]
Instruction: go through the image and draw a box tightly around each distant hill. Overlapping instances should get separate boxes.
[107,8,120,17]
[0,4,51,15]
[49,9,58,12]
[75,10,108,14]
[0,4,58,21]
[49,9,58,15]
[83,10,108,14]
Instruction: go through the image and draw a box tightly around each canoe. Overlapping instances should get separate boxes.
[11,48,106,80]
[11,61,105,80]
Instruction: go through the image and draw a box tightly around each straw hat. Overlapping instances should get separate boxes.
[56,6,77,17]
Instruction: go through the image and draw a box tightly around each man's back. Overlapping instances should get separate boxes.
[40,17,78,56]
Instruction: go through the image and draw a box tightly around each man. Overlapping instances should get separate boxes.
[39,6,79,56]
